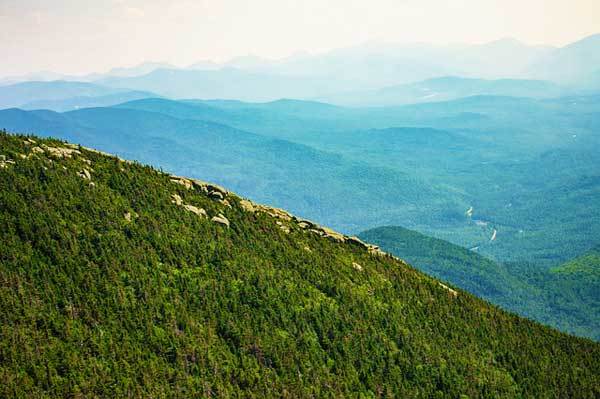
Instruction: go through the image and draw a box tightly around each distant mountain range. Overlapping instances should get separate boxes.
[319,76,572,106]
[0,81,158,110]
[2,33,599,104]
[526,33,600,87]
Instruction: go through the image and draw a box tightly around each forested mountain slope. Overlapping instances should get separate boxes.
[0,132,599,397]
[359,226,600,340]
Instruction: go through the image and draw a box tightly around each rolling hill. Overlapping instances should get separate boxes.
[0,131,598,397]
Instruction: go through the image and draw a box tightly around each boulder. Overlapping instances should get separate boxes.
[42,145,81,159]
[321,227,346,243]
[239,199,256,213]
[209,191,224,200]
[220,199,232,208]
[439,283,458,297]
[191,179,228,196]
[347,236,369,249]
[352,262,363,271]
[78,169,91,180]
[171,194,183,206]
[170,177,193,190]
[211,214,230,228]
[183,204,207,217]
[255,205,293,221]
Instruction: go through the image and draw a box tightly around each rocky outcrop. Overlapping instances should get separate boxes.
[170,176,232,207]
[0,155,15,169]
[229,196,395,258]
[171,194,183,206]
[211,214,230,227]
[41,144,81,159]
[346,236,369,249]
[170,177,193,190]
[4,137,403,268]
[352,262,363,271]
[439,283,458,297]
[254,204,293,221]
[171,193,207,218]
[276,221,291,234]
[190,179,228,197]
[78,169,92,180]
[183,204,207,217]
[239,199,256,213]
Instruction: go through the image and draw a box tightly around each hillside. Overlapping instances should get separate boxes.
[359,226,600,340]
[553,245,600,277]
[0,131,599,397]
[358,226,525,302]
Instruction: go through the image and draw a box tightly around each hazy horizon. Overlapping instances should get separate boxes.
[1,0,599,78]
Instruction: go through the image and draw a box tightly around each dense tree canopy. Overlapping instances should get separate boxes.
[1,132,599,398]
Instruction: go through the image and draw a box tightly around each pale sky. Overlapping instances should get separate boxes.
[1,0,599,77]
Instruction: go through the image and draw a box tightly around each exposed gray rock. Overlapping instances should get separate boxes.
[171,194,183,206]
[211,214,230,227]
[347,236,369,249]
[209,191,224,200]
[239,199,256,213]
[78,169,92,180]
[42,144,81,159]
[170,177,193,190]
[183,204,207,217]
[352,262,363,271]
[439,283,458,297]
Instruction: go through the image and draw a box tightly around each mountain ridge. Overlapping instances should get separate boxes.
[1,131,599,397]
